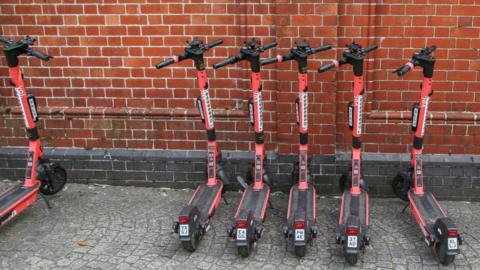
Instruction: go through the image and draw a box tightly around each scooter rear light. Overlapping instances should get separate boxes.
[179,216,189,224]
[236,220,248,228]
[448,230,458,237]
[346,227,359,235]
[294,221,305,229]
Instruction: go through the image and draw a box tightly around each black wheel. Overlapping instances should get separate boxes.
[181,232,199,252]
[392,174,409,202]
[294,245,306,257]
[435,238,455,265]
[346,253,358,265]
[40,163,67,195]
[339,173,350,193]
[238,241,253,257]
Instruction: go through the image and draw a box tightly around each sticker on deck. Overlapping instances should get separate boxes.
[347,235,358,248]
[295,229,305,241]
[179,224,189,236]
[237,228,247,241]
[448,237,458,250]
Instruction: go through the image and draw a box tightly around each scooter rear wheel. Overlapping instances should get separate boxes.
[238,241,253,257]
[181,232,199,252]
[345,253,358,265]
[294,245,306,257]
[435,238,455,265]
[40,163,67,195]
[392,174,409,202]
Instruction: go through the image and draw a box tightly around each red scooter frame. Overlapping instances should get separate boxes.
[214,38,277,257]
[319,41,377,265]
[0,36,67,228]
[261,40,331,257]
[392,46,463,265]
[155,38,228,252]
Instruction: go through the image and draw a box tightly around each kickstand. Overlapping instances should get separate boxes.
[268,199,274,210]
[222,195,229,205]
[401,203,409,213]
[39,193,52,209]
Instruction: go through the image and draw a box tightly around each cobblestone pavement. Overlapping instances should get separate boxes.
[0,182,479,270]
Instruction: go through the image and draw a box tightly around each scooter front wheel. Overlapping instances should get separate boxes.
[345,253,358,265]
[181,232,199,252]
[294,245,306,257]
[40,163,67,195]
[238,241,253,257]
[435,238,455,265]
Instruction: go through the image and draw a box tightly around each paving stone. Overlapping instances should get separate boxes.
[0,182,478,270]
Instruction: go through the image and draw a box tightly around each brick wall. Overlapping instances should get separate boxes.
[0,0,479,156]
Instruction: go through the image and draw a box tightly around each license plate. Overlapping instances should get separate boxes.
[347,235,358,248]
[237,228,247,240]
[448,237,458,250]
[179,224,189,236]
[295,229,305,241]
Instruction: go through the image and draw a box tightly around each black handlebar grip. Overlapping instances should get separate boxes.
[363,44,378,54]
[260,41,277,51]
[318,62,336,73]
[213,57,235,69]
[311,44,332,54]
[0,36,12,44]
[393,64,411,76]
[28,49,52,61]
[155,58,175,69]
[425,45,437,55]
[205,39,223,50]
[260,57,278,66]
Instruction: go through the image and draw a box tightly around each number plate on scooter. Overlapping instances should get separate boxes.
[448,237,458,250]
[295,229,305,241]
[179,224,189,236]
[237,228,247,240]
[347,236,358,248]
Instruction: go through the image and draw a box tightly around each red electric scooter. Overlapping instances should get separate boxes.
[213,38,277,257]
[391,46,463,265]
[155,38,229,252]
[318,41,377,265]
[0,35,67,228]
[261,40,331,257]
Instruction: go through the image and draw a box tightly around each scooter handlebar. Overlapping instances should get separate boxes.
[363,44,378,54]
[318,61,336,73]
[155,58,175,69]
[205,39,223,50]
[260,41,277,51]
[213,56,237,69]
[311,44,332,54]
[27,48,52,61]
[393,62,413,76]
[0,35,13,44]
[260,57,279,66]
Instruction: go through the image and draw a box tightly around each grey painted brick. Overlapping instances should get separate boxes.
[108,171,146,181]
[464,167,479,177]
[113,161,126,171]
[450,167,464,177]
[126,161,153,171]
[425,167,451,176]
[74,160,112,170]
[146,171,173,182]
[7,159,25,169]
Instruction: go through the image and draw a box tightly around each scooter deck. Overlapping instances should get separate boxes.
[409,190,446,226]
[287,184,315,220]
[0,183,38,215]
[235,185,270,221]
[188,182,222,219]
[340,191,368,226]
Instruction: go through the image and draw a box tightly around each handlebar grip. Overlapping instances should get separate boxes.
[155,58,175,69]
[425,45,437,55]
[363,44,378,54]
[28,49,52,61]
[260,57,278,66]
[318,62,336,73]
[213,56,235,69]
[205,39,223,50]
[393,64,412,76]
[260,41,277,51]
[311,44,332,54]
[0,36,12,44]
